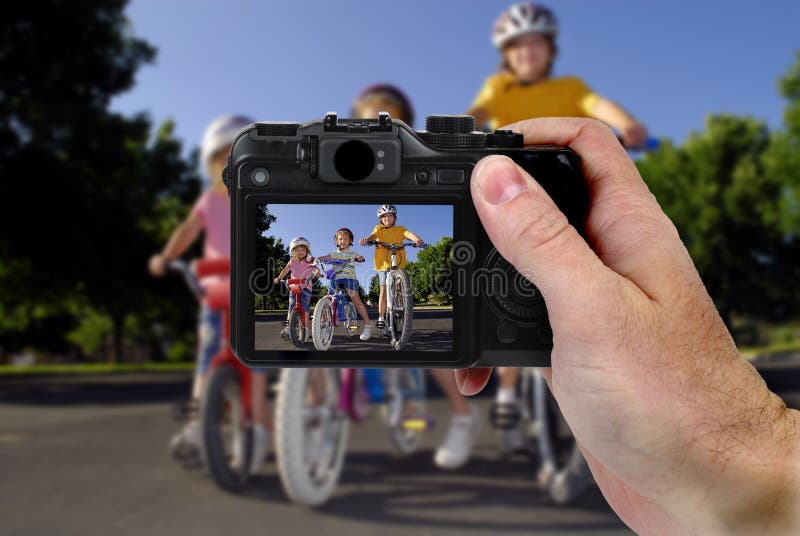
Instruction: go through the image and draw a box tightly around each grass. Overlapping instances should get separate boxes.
[0,362,195,377]
[740,341,800,360]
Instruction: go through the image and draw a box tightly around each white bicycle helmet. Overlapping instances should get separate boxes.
[289,236,311,253]
[492,3,558,50]
[377,204,397,218]
[200,114,254,177]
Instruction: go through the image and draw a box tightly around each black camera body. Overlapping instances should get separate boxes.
[224,113,588,368]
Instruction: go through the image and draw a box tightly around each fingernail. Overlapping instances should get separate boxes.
[474,155,528,205]
[456,370,468,393]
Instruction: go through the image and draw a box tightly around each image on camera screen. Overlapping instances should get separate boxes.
[252,203,454,352]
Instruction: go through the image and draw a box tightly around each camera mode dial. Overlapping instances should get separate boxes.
[420,115,486,149]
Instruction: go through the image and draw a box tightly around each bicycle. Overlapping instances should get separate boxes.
[280,274,317,348]
[508,368,594,505]
[363,240,426,350]
[310,259,360,351]
[168,258,256,492]
[274,367,430,506]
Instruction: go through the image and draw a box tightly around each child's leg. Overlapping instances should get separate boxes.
[301,290,312,327]
[378,284,387,319]
[348,289,372,323]
[250,371,270,430]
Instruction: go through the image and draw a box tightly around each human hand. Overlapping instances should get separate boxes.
[148,254,168,277]
[273,277,280,285]
[359,237,367,246]
[458,117,800,534]
[415,238,424,247]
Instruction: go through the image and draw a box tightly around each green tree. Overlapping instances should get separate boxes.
[408,237,453,304]
[253,206,288,311]
[0,1,208,361]
[637,56,800,334]
[368,275,380,304]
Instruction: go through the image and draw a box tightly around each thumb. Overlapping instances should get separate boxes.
[471,155,609,319]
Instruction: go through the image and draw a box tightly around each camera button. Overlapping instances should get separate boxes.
[496,322,518,344]
[415,170,431,184]
[437,169,465,185]
[250,168,270,187]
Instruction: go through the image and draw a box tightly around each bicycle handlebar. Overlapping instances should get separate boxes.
[168,260,206,299]
[365,240,427,250]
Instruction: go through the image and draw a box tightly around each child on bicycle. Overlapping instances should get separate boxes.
[359,205,424,332]
[316,228,374,341]
[467,2,648,149]
[469,2,649,453]
[274,236,320,343]
[148,114,270,474]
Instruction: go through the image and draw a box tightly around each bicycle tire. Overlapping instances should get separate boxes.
[200,364,251,492]
[532,370,594,505]
[383,368,427,455]
[389,270,413,350]
[312,298,334,351]
[289,308,305,348]
[274,368,349,506]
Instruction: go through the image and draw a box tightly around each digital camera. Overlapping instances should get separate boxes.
[223,113,589,368]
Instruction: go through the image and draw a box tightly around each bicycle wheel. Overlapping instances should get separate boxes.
[312,298,334,351]
[532,369,594,505]
[388,270,413,350]
[342,301,359,337]
[383,368,427,455]
[200,364,251,492]
[274,368,349,506]
[289,308,305,348]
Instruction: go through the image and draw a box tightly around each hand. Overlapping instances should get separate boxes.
[414,239,424,247]
[359,237,367,246]
[458,117,800,534]
[148,254,168,277]
[273,277,280,285]
[355,255,365,263]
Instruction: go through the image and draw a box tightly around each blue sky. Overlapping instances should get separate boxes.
[112,1,800,164]
[266,204,452,287]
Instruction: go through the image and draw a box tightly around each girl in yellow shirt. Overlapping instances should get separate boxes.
[467,2,648,149]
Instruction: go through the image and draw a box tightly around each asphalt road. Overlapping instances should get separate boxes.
[0,372,631,536]
[255,309,453,352]
[2,369,797,536]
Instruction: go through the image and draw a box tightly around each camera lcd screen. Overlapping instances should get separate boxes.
[252,203,454,353]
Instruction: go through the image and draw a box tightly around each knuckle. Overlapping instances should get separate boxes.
[507,205,572,264]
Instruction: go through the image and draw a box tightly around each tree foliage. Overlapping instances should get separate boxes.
[637,55,800,335]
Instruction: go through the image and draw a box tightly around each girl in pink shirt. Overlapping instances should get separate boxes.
[148,115,270,474]
[273,237,319,342]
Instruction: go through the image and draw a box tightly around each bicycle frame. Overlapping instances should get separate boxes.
[282,277,313,327]
[171,259,253,423]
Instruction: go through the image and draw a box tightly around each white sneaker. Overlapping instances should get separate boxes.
[170,421,201,461]
[360,323,374,341]
[434,405,480,469]
[249,424,270,475]
[280,326,290,340]
[304,329,311,343]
